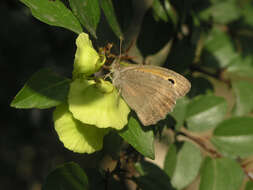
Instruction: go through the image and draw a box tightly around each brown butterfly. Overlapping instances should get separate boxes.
[112,64,191,126]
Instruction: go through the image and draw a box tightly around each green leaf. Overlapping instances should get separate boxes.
[169,97,189,130]
[68,0,100,38]
[171,142,203,189]
[245,181,253,190]
[42,162,89,190]
[199,157,244,190]
[164,0,178,27]
[135,160,172,190]
[202,28,239,69]
[211,117,253,158]
[198,1,241,24]
[163,144,177,178]
[119,117,155,159]
[100,0,123,39]
[227,56,253,78]
[186,95,227,132]
[20,0,83,34]
[232,81,253,116]
[152,0,168,22]
[11,68,70,109]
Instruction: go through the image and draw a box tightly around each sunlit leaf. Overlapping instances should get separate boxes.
[20,0,82,34]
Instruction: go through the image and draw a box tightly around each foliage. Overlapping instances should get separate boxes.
[11,0,253,189]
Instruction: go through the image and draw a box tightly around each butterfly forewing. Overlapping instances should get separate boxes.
[112,65,191,126]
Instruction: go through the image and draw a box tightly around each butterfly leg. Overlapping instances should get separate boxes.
[103,70,113,81]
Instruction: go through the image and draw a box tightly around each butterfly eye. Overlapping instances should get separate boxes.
[168,78,175,85]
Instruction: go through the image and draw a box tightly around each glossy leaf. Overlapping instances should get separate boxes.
[135,161,172,190]
[186,95,227,132]
[232,80,253,116]
[100,0,123,38]
[42,162,89,190]
[11,68,70,109]
[119,117,154,159]
[20,0,82,34]
[199,157,244,190]
[163,144,177,178]
[171,142,203,189]
[211,117,253,158]
[68,0,100,38]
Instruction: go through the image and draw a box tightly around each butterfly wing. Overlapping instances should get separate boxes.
[113,65,191,126]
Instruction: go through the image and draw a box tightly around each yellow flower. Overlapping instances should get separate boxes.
[73,33,105,78]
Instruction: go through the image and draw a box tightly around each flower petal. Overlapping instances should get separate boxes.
[73,33,105,77]
[53,104,109,154]
[68,79,130,129]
